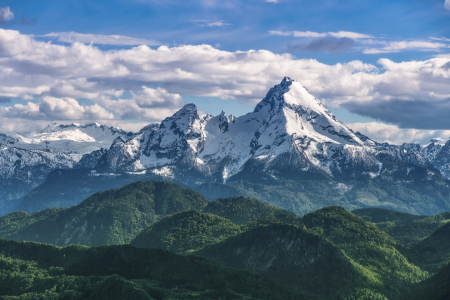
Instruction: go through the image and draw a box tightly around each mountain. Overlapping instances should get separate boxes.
[413,221,450,272]
[0,239,295,300]
[196,223,385,300]
[130,210,241,254]
[202,196,297,224]
[6,77,450,216]
[130,198,296,254]
[0,181,209,246]
[1,183,299,248]
[354,208,450,247]
[0,123,133,214]
[196,207,428,300]
[407,262,450,300]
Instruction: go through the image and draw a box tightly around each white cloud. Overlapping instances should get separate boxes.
[0,7,13,23]
[0,97,114,121]
[269,30,372,39]
[98,86,183,121]
[328,31,373,39]
[348,122,450,145]
[266,0,279,3]
[42,32,162,46]
[364,40,448,54]
[445,0,450,10]
[1,29,450,134]
[191,20,231,27]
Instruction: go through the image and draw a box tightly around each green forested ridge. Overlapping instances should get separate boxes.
[354,208,450,247]
[196,206,428,300]
[0,185,297,248]
[0,181,209,246]
[406,262,450,300]
[413,221,450,272]
[196,223,390,300]
[0,238,297,300]
[352,208,427,228]
[300,206,427,298]
[202,196,297,225]
[130,210,241,254]
[3,179,450,299]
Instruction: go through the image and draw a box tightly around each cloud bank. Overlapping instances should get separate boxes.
[0,29,450,142]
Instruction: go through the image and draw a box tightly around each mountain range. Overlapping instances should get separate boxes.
[3,77,450,216]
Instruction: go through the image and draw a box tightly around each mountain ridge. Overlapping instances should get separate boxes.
[4,77,450,216]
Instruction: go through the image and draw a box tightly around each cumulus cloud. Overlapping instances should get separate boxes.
[288,37,355,53]
[364,40,448,54]
[270,30,372,39]
[445,0,450,10]
[0,97,114,121]
[98,86,183,121]
[0,7,13,23]
[42,32,161,46]
[266,0,278,2]
[348,122,450,145]
[1,29,450,133]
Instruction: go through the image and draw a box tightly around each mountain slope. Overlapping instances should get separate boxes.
[196,223,391,299]
[0,239,295,300]
[407,262,450,300]
[0,123,133,214]
[0,181,209,246]
[130,210,241,254]
[299,207,427,299]
[354,208,450,247]
[413,221,450,272]
[202,196,298,224]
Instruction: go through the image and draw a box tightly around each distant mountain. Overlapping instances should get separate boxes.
[0,181,209,246]
[0,239,294,300]
[0,123,133,214]
[5,77,450,216]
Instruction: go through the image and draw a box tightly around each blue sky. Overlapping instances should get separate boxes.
[0,0,450,144]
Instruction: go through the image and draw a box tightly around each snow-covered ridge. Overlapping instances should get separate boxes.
[1,122,132,159]
[93,77,450,182]
[3,77,450,207]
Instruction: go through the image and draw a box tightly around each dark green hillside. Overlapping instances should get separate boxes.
[354,208,450,247]
[352,208,426,229]
[300,207,427,299]
[413,221,450,272]
[240,214,303,232]
[130,210,241,254]
[0,181,209,246]
[406,262,450,300]
[202,196,297,225]
[15,168,170,213]
[196,223,389,300]
[383,212,450,247]
[0,239,296,300]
